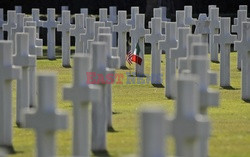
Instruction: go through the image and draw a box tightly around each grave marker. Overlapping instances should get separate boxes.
[184,6,197,28]
[194,14,210,43]
[0,9,5,40]
[0,41,21,153]
[80,17,95,53]
[43,8,59,60]
[113,11,131,68]
[214,18,237,87]
[127,7,139,29]
[130,14,149,76]
[3,11,17,41]
[15,6,22,13]
[145,18,164,84]
[32,9,44,36]
[63,54,101,156]
[108,6,118,47]
[23,73,68,157]
[13,33,36,126]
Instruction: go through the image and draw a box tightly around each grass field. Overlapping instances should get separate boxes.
[9,51,250,157]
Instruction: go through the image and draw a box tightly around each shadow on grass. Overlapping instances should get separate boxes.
[211,60,220,64]
[0,145,24,154]
[107,127,120,133]
[120,66,129,70]
[152,84,165,88]
[221,86,240,90]
[92,150,111,157]
[243,99,250,103]
[112,112,121,115]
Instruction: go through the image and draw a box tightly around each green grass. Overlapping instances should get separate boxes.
[9,51,250,157]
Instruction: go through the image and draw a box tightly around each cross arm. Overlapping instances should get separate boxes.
[4,66,22,80]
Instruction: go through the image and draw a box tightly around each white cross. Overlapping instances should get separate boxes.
[98,33,120,128]
[214,18,237,87]
[145,18,164,84]
[232,10,247,70]
[57,11,73,67]
[148,8,166,33]
[127,7,139,29]
[25,21,43,52]
[113,11,131,68]
[15,6,22,13]
[23,73,68,157]
[63,54,101,156]
[3,10,17,40]
[90,42,114,151]
[43,8,59,60]
[80,8,88,28]
[130,14,149,76]
[11,13,25,54]
[70,14,86,53]
[140,108,167,157]
[171,75,210,157]
[13,33,36,126]
[159,22,177,98]
[0,41,21,153]
[24,26,43,108]
[58,6,69,23]
[160,6,171,22]
[108,6,117,47]
[0,9,5,40]
[194,14,210,43]
[209,7,220,62]
[235,22,250,101]
[32,9,44,36]
[184,6,197,27]
[176,10,188,40]
[80,17,95,53]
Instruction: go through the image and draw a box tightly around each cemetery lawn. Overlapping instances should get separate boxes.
[10,52,250,157]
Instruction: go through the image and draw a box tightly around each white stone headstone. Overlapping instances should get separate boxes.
[3,11,17,40]
[130,14,149,76]
[80,8,88,28]
[148,8,166,32]
[235,22,250,101]
[232,10,247,70]
[70,14,86,53]
[24,26,43,108]
[127,7,139,29]
[168,27,191,98]
[113,11,131,68]
[11,13,25,54]
[32,9,44,36]
[214,18,237,87]
[57,11,73,67]
[108,6,117,47]
[90,42,114,151]
[43,8,59,60]
[160,6,171,22]
[0,41,21,153]
[80,17,95,53]
[0,9,5,40]
[13,33,36,127]
[159,22,177,98]
[209,8,220,62]
[63,54,101,157]
[172,75,210,157]
[15,6,22,13]
[23,73,68,157]
[194,14,210,43]
[184,6,197,27]
[145,18,164,84]
[140,108,166,157]
[58,6,69,23]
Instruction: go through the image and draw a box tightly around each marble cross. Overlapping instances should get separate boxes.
[140,108,167,157]
[0,41,21,153]
[130,14,150,76]
[98,33,120,129]
[13,33,36,127]
[80,17,95,53]
[160,6,171,22]
[232,10,247,70]
[209,8,220,62]
[90,42,114,151]
[80,8,88,28]
[113,11,131,68]
[145,18,164,84]
[3,10,17,40]
[11,13,25,54]
[184,6,197,27]
[159,22,177,98]
[0,9,5,40]
[57,11,73,67]
[235,22,250,101]
[214,18,237,87]
[70,14,86,53]
[58,6,69,23]
[23,73,68,157]
[63,54,101,157]
[32,9,44,36]
[108,6,118,47]
[43,8,59,60]
[127,7,139,29]
[24,26,43,108]
[171,75,210,157]
[15,6,22,13]
[194,14,210,43]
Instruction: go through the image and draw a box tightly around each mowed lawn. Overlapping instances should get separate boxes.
[9,51,250,157]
